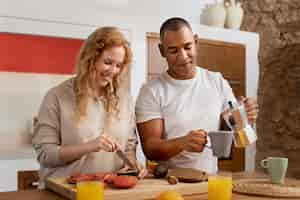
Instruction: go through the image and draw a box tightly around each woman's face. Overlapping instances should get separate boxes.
[94,46,125,89]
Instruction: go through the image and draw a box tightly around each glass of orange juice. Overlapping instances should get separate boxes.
[208,174,232,200]
[76,181,104,200]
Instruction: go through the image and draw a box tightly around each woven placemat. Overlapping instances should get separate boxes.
[233,178,300,198]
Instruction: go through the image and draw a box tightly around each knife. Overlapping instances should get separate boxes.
[116,149,136,169]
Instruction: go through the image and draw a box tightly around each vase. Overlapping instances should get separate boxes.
[201,0,226,28]
[225,0,244,30]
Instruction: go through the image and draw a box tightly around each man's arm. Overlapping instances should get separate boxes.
[137,119,207,161]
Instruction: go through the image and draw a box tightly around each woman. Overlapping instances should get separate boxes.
[32,27,146,187]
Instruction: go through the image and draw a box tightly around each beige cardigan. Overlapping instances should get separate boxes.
[32,78,137,187]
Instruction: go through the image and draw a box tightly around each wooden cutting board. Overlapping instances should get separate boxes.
[46,177,208,200]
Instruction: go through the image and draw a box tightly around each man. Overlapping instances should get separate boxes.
[135,17,258,173]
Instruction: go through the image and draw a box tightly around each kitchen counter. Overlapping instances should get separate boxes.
[0,190,294,200]
[0,172,299,200]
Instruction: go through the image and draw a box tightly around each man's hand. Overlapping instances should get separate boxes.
[181,129,207,152]
[137,119,208,161]
[239,96,259,125]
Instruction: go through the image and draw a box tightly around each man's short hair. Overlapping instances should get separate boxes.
[159,17,192,41]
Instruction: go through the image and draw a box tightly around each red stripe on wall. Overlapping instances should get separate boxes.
[0,33,84,74]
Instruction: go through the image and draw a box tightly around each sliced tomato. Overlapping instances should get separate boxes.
[113,175,138,189]
[103,174,117,184]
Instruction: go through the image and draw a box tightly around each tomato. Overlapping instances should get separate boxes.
[103,174,117,184]
[113,175,138,189]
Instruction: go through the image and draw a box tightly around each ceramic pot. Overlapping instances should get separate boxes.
[225,0,244,29]
[202,1,226,28]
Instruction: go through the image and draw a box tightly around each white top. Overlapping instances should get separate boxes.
[135,67,236,173]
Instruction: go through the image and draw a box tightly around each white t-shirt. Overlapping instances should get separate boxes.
[135,67,236,173]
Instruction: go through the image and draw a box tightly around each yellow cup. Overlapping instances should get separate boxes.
[208,175,232,200]
[76,181,104,200]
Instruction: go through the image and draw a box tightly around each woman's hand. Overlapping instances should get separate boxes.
[88,133,119,152]
[59,133,119,164]
[135,161,148,179]
[119,160,148,179]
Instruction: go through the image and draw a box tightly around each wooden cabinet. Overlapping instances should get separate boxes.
[196,38,245,97]
[146,32,246,172]
[17,170,39,190]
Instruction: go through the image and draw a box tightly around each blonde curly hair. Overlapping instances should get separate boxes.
[74,26,132,123]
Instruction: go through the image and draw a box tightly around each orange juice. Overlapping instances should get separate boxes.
[76,181,104,200]
[208,176,232,200]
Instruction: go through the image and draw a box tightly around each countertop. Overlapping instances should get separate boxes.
[0,172,299,200]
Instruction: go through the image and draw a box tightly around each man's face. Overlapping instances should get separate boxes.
[159,26,197,79]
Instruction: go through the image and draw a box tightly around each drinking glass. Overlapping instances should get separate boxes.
[76,181,104,200]
[208,174,232,200]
